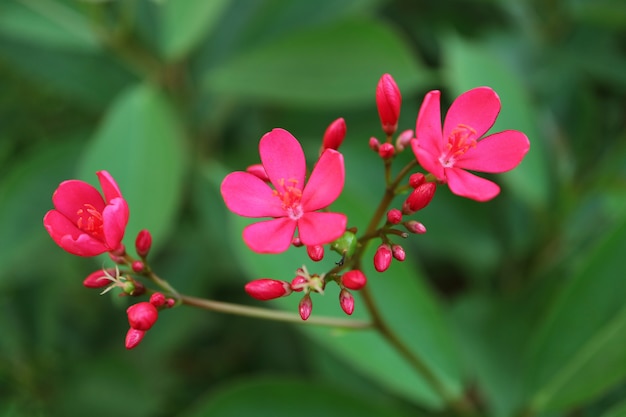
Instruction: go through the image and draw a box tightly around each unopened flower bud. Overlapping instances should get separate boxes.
[125,328,145,350]
[330,231,358,258]
[292,237,303,247]
[392,245,406,261]
[374,244,392,272]
[386,209,403,225]
[378,143,395,159]
[306,245,324,262]
[127,302,159,331]
[299,294,313,320]
[135,230,152,258]
[341,270,367,290]
[109,252,125,264]
[246,164,270,182]
[131,260,144,273]
[291,276,307,292]
[339,289,355,315]
[111,244,126,257]
[321,117,346,152]
[395,129,414,151]
[376,73,401,136]
[369,137,380,152]
[405,220,427,234]
[409,173,426,188]
[165,298,175,308]
[245,279,292,301]
[83,269,115,289]
[149,292,166,307]
[402,182,436,214]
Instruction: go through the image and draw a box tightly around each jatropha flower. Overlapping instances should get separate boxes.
[411,87,530,202]
[221,128,347,253]
[43,171,129,256]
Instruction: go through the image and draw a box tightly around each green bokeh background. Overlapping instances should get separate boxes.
[1,0,625,416]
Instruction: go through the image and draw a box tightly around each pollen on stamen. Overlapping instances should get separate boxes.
[272,178,304,219]
[441,124,478,167]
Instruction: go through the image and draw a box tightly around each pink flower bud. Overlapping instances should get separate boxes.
[402,183,436,215]
[392,245,406,261]
[395,129,414,151]
[378,143,395,159]
[386,209,403,225]
[292,237,303,247]
[369,137,380,152]
[374,244,392,272]
[125,328,145,350]
[291,276,307,292]
[245,279,292,301]
[108,252,126,264]
[405,220,427,234]
[409,173,426,188]
[246,164,270,182]
[299,294,313,320]
[127,302,159,331]
[339,289,354,315]
[131,260,144,273]
[341,270,367,291]
[83,269,114,289]
[376,73,401,136]
[135,230,152,258]
[149,292,166,307]
[306,245,324,262]
[165,298,175,308]
[321,117,347,151]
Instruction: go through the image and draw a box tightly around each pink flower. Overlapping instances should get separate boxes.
[411,87,530,202]
[43,171,129,256]
[376,73,402,136]
[221,128,347,253]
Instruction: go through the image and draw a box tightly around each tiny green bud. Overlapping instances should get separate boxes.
[330,231,358,258]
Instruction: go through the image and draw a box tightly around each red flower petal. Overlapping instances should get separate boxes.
[443,87,500,140]
[445,167,501,202]
[412,139,445,181]
[97,170,123,202]
[301,149,344,211]
[43,210,108,256]
[298,212,347,246]
[102,197,129,251]
[51,180,105,222]
[454,130,530,173]
[259,129,306,194]
[242,218,296,253]
[414,90,444,162]
[221,172,285,218]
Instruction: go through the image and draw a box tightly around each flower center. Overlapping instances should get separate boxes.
[76,203,104,239]
[439,124,477,168]
[273,178,303,220]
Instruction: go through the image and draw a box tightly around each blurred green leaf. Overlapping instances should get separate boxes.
[442,34,550,210]
[180,377,415,417]
[524,217,626,413]
[204,19,431,108]
[601,399,626,417]
[569,0,626,30]
[158,0,230,61]
[78,83,188,255]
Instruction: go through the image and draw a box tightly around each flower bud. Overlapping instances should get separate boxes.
[402,182,436,214]
[378,143,395,159]
[291,275,307,292]
[376,73,401,136]
[109,252,125,264]
[341,270,367,291]
[127,302,159,331]
[83,269,115,289]
[306,245,324,262]
[405,220,427,234]
[374,244,392,272]
[291,237,303,247]
[131,260,144,273]
[395,129,414,151]
[369,137,380,152]
[135,230,152,258]
[339,289,354,315]
[330,231,358,258]
[149,292,166,307]
[125,328,145,350]
[409,173,426,188]
[299,294,313,320]
[386,209,402,225]
[392,244,406,262]
[321,117,346,152]
[165,298,175,308]
[245,279,292,301]
[246,164,270,182]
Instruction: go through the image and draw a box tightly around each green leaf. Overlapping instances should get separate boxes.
[600,399,626,417]
[159,0,230,61]
[524,217,626,413]
[180,377,416,417]
[204,19,432,108]
[442,33,550,210]
[78,83,188,255]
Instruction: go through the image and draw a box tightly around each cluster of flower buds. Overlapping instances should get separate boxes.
[125,292,175,350]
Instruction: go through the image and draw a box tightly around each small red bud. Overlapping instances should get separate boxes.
[127,302,159,331]
[245,279,292,301]
[376,73,402,136]
[292,237,303,247]
[131,260,144,273]
[339,289,355,315]
[135,230,152,258]
[386,209,403,224]
[374,244,393,272]
[109,252,125,264]
[149,292,166,307]
[291,276,307,292]
[378,143,395,159]
[246,164,270,182]
[369,137,380,152]
[402,182,436,214]
[395,129,414,151]
[111,244,126,257]
[165,298,175,308]
[321,117,346,151]
[409,173,426,188]
[299,294,313,320]
[392,245,406,261]
[83,269,114,289]
[306,245,324,262]
[125,328,145,350]
[405,220,427,234]
[341,270,367,290]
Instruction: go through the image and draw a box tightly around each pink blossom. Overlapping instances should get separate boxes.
[221,128,347,253]
[376,73,402,135]
[411,87,530,202]
[43,171,129,256]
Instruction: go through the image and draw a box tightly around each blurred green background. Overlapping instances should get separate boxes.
[1,0,626,416]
